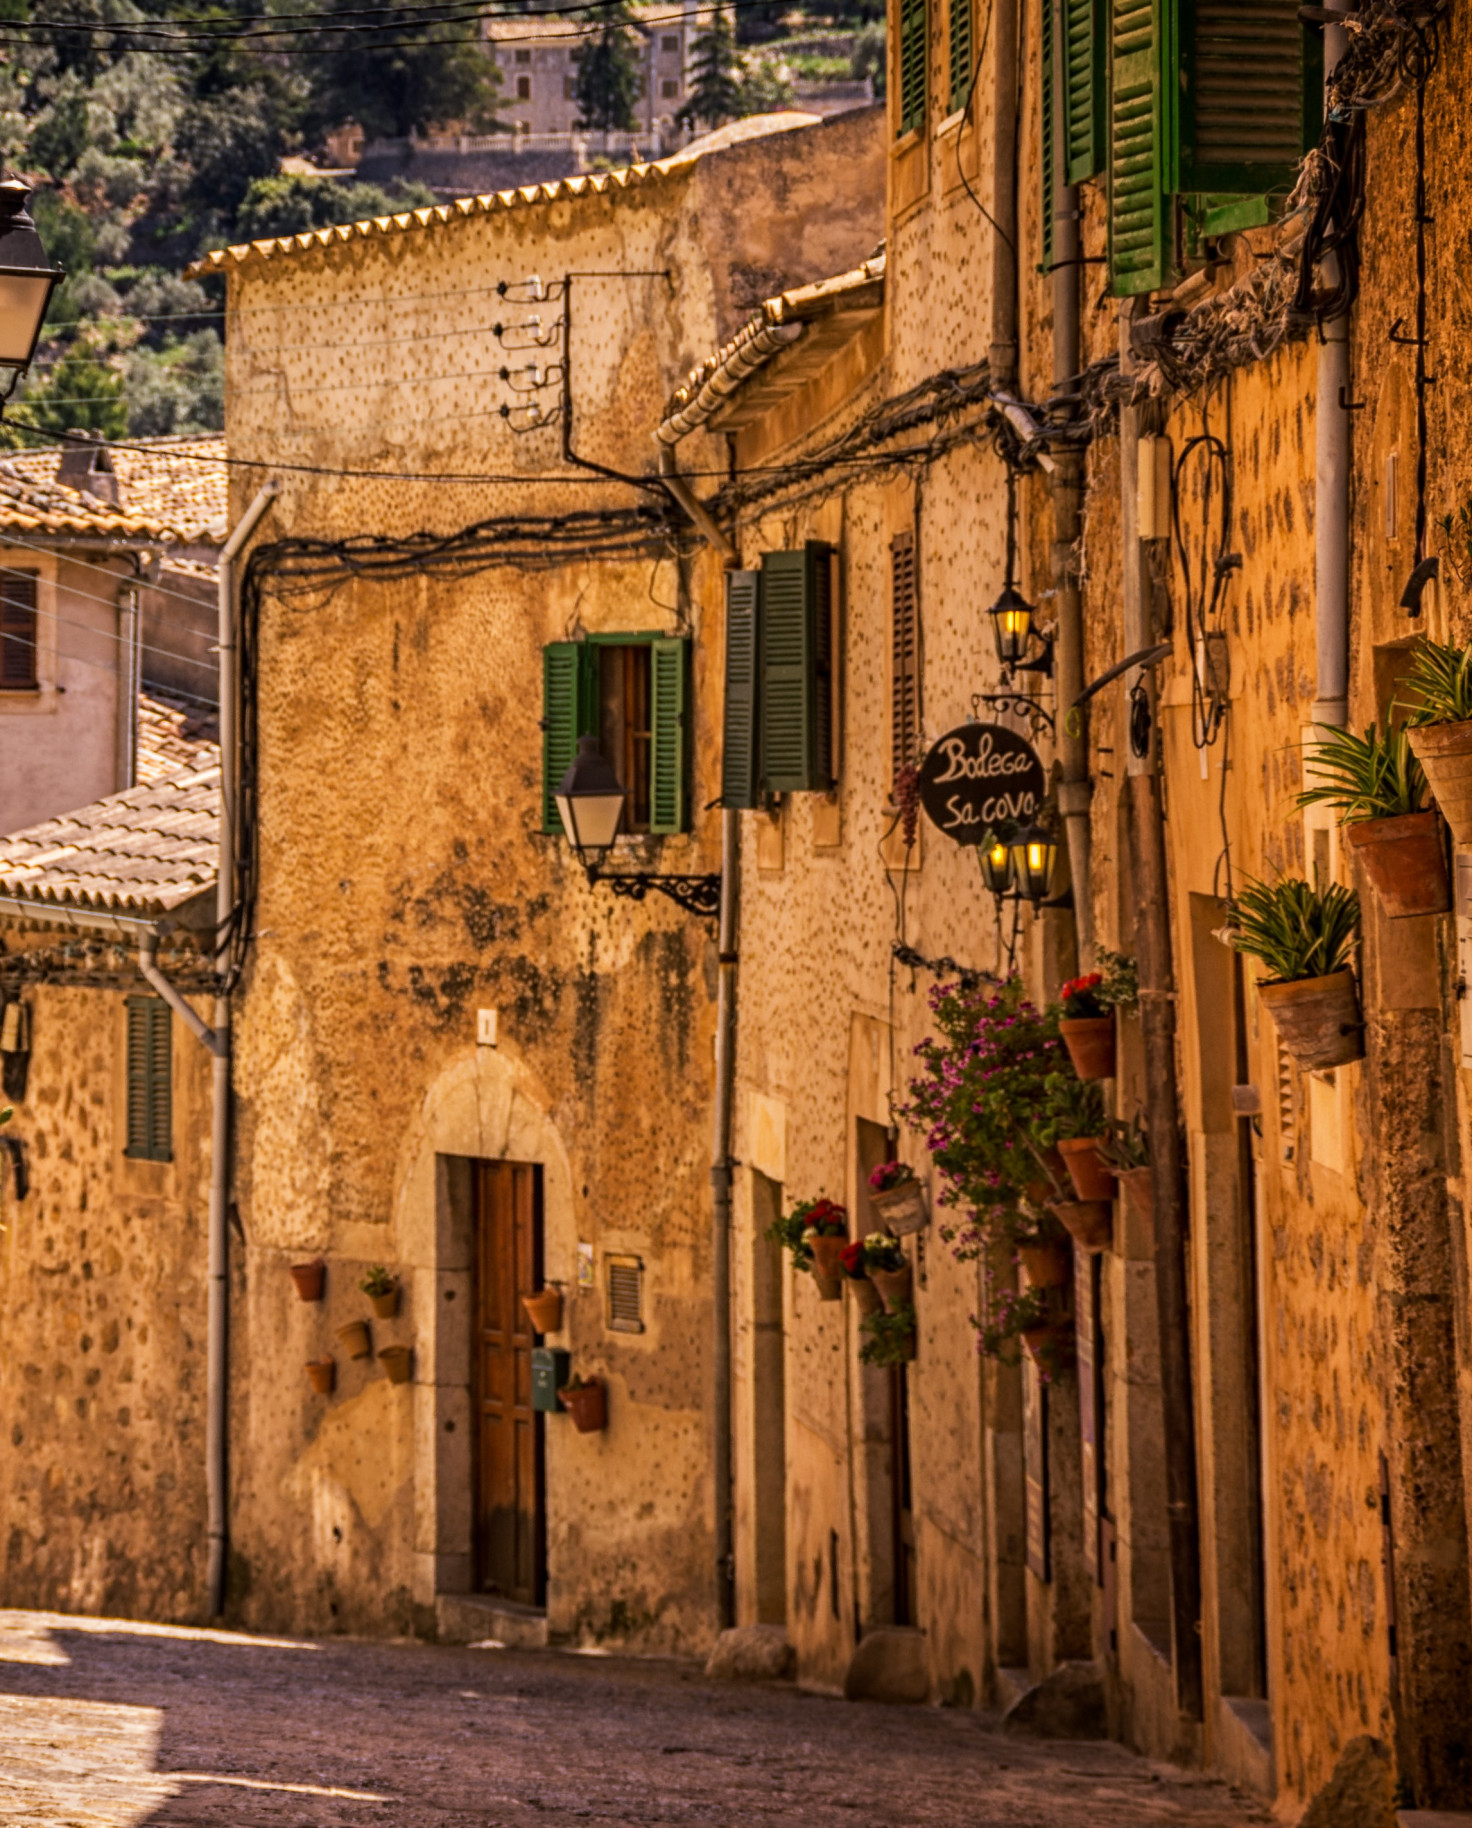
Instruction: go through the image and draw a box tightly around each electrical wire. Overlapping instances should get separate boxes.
[0,622,218,701]
[0,536,223,630]
[1171,417,1236,751]
[4,580,220,676]
[954,0,1015,259]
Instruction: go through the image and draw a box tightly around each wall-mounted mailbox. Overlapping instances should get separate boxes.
[531,1346,571,1413]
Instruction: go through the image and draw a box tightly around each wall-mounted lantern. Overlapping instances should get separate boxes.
[987,582,1054,677]
[978,832,1014,896]
[0,181,61,388]
[1009,824,1060,903]
[556,735,720,919]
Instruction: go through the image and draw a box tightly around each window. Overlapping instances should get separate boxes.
[125,996,172,1162]
[514,46,531,62]
[721,544,836,806]
[949,0,973,112]
[565,74,578,98]
[0,570,38,690]
[661,32,680,50]
[890,531,920,788]
[897,0,927,135]
[540,637,689,836]
[516,74,531,98]
[661,77,680,97]
[606,1255,644,1333]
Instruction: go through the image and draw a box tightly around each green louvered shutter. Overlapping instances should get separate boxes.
[1041,0,1056,273]
[721,570,760,810]
[541,641,596,834]
[1108,0,1170,296]
[125,996,172,1163]
[1176,0,1321,194]
[760,544,833,794]
[1065,0,1106,182]
[949,0,973,113]
[898,0,927,134]
[649,637,688,834]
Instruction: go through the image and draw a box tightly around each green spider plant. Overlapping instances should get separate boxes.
[1397,635,1472,727]
[1297,723,1429,824]
[1227,876,1360,984]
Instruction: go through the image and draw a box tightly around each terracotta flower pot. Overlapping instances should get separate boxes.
[559,1379,607,1433]
[336,1319,372,1361]
[1344,810,1449,918]
[1021,1325,1058,1365]
[809,1235,848,1301]
[379,1345,413,1386]
[1058,1136,1118,1202]
[290,1260,325,1302]
[1116,1167,1153,1228]
[1024,1148,1067,1207]
[1052,1199,1113,1253]
[1060,1015,1116,1081]
[1408,719,1472,845]
[1017,1242,1071,1289]
[848,1275,883,1317]
[869,1261,913,1311]
[870,1178,928,1235]
[523,1288,564,1333]
[1259,969,1364,1069]
[368,1287,398,1320]
[305,1358,334,1395]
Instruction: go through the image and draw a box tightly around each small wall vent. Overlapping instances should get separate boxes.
[606,1255,645,1334]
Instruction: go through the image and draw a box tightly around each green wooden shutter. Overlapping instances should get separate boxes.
[949,0,973,113]
[721,570,760,811]
[760,544,833,795]
[649,637,688,835]
[541,642,599,834]
[1064,0,1106,183]
[1108,0,1171,296]
[125,997,172,1163]
[1176,0,1321,195]
[1041,0,1056,274]
[898,0,927,135]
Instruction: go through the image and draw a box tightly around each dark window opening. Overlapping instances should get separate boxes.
[599,642,653,832]
[125,996,172,1162]
[0,570,38,691]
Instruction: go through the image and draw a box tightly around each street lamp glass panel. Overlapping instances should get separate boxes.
[978,834,1013,896]
[0,271,56,366]
[555,734,625,868]
[1009,825,1058,902]
[988,584,1035,667]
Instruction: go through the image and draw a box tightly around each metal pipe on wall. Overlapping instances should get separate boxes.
[208,481,278,1619]
[1314,4,1351,727]
[711,803,738,1629]
[989,0,1020,383]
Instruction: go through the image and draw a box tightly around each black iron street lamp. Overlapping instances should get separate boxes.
[978,832,1014,896]
[0,181,60,393]
[1009,824,1060,903]
[986,581,1054,676]
[555,735,721,919]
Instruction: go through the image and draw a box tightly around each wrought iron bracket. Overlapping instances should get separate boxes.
[591,869,722,920]
[973,689,1056,735]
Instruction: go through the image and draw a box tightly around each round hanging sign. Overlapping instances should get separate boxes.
[917,721,1046,846]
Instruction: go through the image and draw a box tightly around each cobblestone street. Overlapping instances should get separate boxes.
[0,1611,1270,1827]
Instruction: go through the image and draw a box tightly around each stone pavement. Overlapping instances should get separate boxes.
[0,1610,1270,1827]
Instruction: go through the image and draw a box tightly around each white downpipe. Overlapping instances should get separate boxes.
[1314,9,1351,728]
[208,482,278,1618]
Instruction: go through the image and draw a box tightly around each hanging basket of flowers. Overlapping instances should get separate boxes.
[868,1161,929,1235]
[768,1196,849,1300]
[840,1239,883,1315]
[1057,950,1137,1081]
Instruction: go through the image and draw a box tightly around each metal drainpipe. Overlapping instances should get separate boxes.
[208,482,278,1619]
[989,0,1020,383]
[1314,4,1351,728]
[1050,87,1093,962]
[711,802,738,1630]
[1120,313,1205,1722]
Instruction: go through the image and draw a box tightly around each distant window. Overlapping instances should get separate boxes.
[661,77,679,97]
[125,996,172,1163]
[661,32,679,50]
[514,46,531,62]
[0,570,37,690]
[516,74,531,98]
[564,74,577,98]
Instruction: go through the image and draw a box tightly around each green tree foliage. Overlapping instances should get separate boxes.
[8,345,126,440]
[574,6,643,134]
[679,14,743,128]
[235,173,436,242]
[307,1,504,140]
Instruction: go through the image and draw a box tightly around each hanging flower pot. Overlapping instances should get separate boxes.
[1343,811,1450,918]
[290,1260,326,1302]
[523,1287,565,1334]
[1052,1199,1113,1253]
[1059,1015,1116,1081]
[379,1345,413,1386]
[305,1358,334,1395]
[1017,1241,1071,1289]
[1023,1147,1067,1208]
[336,1319,372,1361]
[1115,1167,1153,1228]
[809,1234,849,1301]
[1021,1324,1060,1365]
[847,1275,883,1317]
[869,1260,913,1312]
[870,1175,929,1236]
[558,1377,607,1433]
[1408,719,1472,845]
[1259,969,1364,1070]
[1058,1137,1117,1202]
[360,1266,397,1317]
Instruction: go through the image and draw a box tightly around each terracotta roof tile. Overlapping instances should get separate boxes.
[137,689,219,784]
[3,436,226,542]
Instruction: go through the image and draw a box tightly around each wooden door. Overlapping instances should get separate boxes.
[474,1160,545,1605]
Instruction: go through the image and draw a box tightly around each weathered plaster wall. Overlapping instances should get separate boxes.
[0,981,214,1620]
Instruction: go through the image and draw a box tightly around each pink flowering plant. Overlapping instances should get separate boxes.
[868,1160,916,1194]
